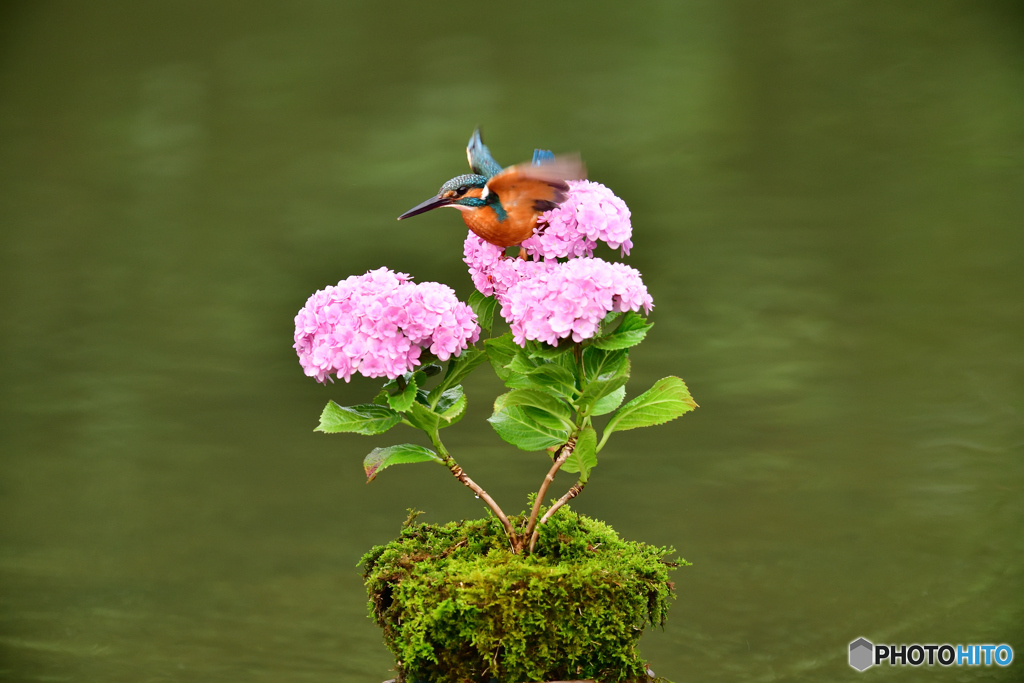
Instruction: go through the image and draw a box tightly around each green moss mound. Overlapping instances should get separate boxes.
[360,507,685,683]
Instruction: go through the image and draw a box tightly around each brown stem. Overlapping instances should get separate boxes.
[522,436,577,552]
[428,433,516,546]
[528,479,587,553]
[442,458,517,547]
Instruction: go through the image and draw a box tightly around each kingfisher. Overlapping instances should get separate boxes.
[397,129,586,249]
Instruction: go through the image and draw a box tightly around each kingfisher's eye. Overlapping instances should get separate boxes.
[457,185,468,194]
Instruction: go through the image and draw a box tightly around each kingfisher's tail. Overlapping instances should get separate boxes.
[531,149,555,165]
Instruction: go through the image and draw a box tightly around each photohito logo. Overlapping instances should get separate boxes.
[849,637,1014,671]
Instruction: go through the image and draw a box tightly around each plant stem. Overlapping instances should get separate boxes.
[574,342,585,382]
[430,433,517,548]
[528,479,587,553]
[521,436,577,553]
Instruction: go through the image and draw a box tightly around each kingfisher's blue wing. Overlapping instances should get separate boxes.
[532,149,555,165]
[467,128,503,178]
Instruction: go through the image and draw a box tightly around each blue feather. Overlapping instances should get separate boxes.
[467,128,503,178]
[531,149,555,165]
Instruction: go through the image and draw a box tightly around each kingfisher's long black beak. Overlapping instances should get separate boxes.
[397,194,452,220]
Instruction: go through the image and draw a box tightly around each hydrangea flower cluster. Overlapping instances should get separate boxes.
[294,268,479,383]
[502,258,653,346]
[463,179,651,347]
[521,180,633,260]
[463,234,547,301]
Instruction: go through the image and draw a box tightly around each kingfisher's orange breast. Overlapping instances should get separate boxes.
[460,208,537,248]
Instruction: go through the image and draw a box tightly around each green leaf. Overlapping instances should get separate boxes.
[363,444,442,482]
[592,311,654,350]
[435,386,467,426]
[526,339,572,360]
[579,376,628,415]
[485,333,519,381]
[316,401,402,435]
[498,389,574,429]
[591,385,626,416]
[492,392,569,432]
[516,363,578,399]
[620,310,653,333]
[488,394,569,451]
[468,291,498,333]
[561,426,598,482]
[583,347,629,381]
[516,348,578,393]
[428,347,486,405]
[404,400,441,434]
[381,370,421,394]
[597,310,623,335]
[506,347,542,375]
[603,376,697,441]
[387,372,421,412]
[435,385,463,414]
[487,335,580,400]
[578,349,630,415]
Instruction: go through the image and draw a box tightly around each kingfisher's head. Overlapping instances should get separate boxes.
[397,174,488,220]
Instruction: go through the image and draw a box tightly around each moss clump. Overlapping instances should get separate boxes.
[360,506,685,683]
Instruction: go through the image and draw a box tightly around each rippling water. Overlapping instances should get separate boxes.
[1,2,1022,681]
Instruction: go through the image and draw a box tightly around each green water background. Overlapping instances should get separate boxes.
[1,2,1022,681]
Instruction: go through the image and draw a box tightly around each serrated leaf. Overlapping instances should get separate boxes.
[578,349,630,415]
[604,376,697,439]
[468,291,498,333]
[521,363,578,399]
[421,363,443,377]
[436,386,467,426]
[484,333,518,381]
[593,311,653,350]
[597,309,624,335]
[578,368,629,416]
[363,444,442,482]
[593,331,648,351]
[387,373,421,412]
[498,389,574,429]
[507,347,541,374]
[526,339,572,360]
[494,344,577,399]
[619,311,651,333]
[428,347,486,406]
[435,385,463,414]
[583,347,629,381]
[492,392,568,431]
[554,347,580,376]
[591,385,626,416]
[561,426,598,482]
[381,370,421,393]
[404,400,441,434]
[487,399,569,451]
[316,401,402,435]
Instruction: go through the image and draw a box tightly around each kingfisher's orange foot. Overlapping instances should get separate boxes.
[499,248,529,262]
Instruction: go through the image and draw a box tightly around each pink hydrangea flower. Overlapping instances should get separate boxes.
[521,180,633,261]
[463,232,551,303]
[500,258,653,346]
[294,267,480,383]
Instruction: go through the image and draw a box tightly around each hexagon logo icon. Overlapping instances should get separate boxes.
[849,637,874,671]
